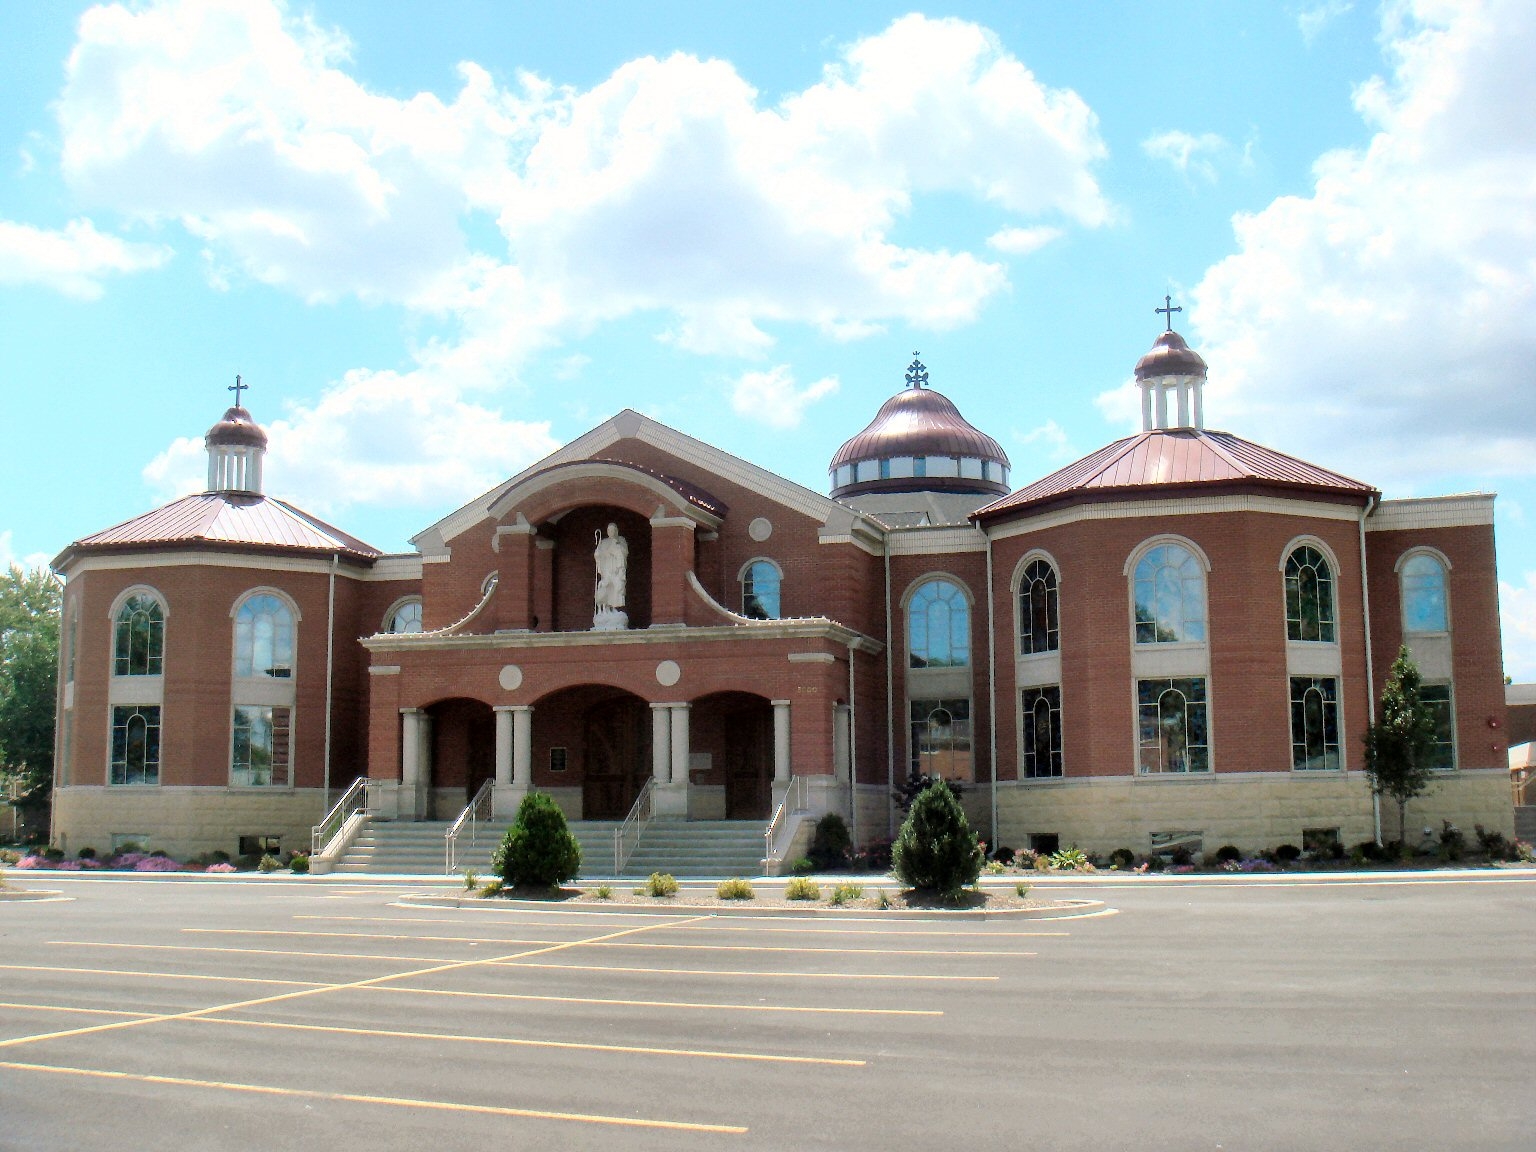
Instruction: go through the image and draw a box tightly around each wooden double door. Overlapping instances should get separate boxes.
[723,702,772,820]
[581,696,651,820]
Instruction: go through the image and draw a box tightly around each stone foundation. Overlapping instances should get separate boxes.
[52,786,329,859]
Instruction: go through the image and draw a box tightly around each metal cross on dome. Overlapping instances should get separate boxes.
[905,353,929,389]
[228,374,248,408]
[1155,295,1183,332]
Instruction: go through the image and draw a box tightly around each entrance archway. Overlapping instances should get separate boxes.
[426,698,495,812]
[531,685,652,820]
[694,692,774,820]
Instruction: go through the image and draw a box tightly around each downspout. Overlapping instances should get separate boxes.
[323,552,337,809]
[847,640,858,850]
[985,524,998,855]
[1359,496,1381,845]
[884,533,896,839]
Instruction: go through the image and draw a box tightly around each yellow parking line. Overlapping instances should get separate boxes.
[193,1016,865,1066]
[0,963,324,988]
[362,984,941,1017]
[0,1001,155,1019]
[297,914,1069,939]
[186,927,1031,958]
[499,961,996,981]
[1,916,707,1052]
[50,941,456,964]
[0,1061,746,1133]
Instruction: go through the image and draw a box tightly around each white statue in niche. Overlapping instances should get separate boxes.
[593,522,629,630]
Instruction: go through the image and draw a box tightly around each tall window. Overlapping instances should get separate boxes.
[235,594,294,678]
[909,579,970,668]
[1285,546,1336,642]
[1133,543,1206,644]
[110,705,160,785]
[1021,686,1062,778]
[910,699,973,781]
[113,593,164,676]
[1018,560,1059,655]
[388,599,423,634]
[1137,677,1209,773]
[742,561,781,620]
[1401,553,1448,633]
[1290,676,1340,770]
[232,705,292,787]
[1421,684,1456,770]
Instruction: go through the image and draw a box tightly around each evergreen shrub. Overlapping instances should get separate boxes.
[808,814,852,870]
[492,792,582,888]
[891,779,982,896]
[1109,847,1136,869]
[1214,845,1242,864]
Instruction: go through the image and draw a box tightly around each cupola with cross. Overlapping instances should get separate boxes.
[205,374,269,495]
[1136,297,1208,431]
[829,354,1010,499]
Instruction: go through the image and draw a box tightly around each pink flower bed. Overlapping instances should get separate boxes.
[134,856,182,872]
[205,862,237,873]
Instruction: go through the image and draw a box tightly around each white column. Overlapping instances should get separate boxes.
[669,704,691,785]
[493,706,514,788]
[400,708,421,789]
[1155,382,1169,429]
[651,703,673,784]
[1140,384,1153,432]
[1175,380,1190,427]
[1192,380,1204,429]
[772,699,792,784]
[833,704,851,784]
[512,705,533,788]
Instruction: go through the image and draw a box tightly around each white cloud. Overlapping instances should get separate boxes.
[1500,573,1536,680]
[987,226,1062,256]
[1297,2,1353,45]
[0,531,53,575]
[1014,419,1075,463]
[729,365,839,429]
[1136,0,1536,494]
[1142,130,1229,182]
[0,217,169,298]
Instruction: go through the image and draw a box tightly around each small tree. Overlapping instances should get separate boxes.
[891,778,982,897]
[808,813,852,871]
[1363,647,1438,847]
[892,766,966,814]
[492,792,581,888]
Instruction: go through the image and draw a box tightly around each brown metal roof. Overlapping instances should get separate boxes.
[830,386,1010,470]
[526,458,728,518]
[65,492,381,560]
[1134,330,1207,381]
[204,405,269,449]
[973,429,1376,521]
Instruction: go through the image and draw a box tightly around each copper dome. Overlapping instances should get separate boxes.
[830,358,1009,499]
[1134,330,1207,381]
[205,405,269,449]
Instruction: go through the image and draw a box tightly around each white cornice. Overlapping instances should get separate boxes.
[1367,494,1495,531]
[984,492,1361,540]
[363,618,883,656]
[886,526,988,555]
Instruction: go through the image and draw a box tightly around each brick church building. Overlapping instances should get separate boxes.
[49,325,1513,867]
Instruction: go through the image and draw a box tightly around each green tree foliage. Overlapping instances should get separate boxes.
[1363,647,1438,845]
[891,778,982,896]
[0,565,61,810]
[491,791,581,888]
[892,765,966,814]
[808,812,851,870]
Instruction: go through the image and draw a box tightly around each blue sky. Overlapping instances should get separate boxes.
[4,1,1535,674]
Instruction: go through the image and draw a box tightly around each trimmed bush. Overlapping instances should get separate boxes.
[492,792,582,888]
[790,856,815,875]
[784,877,820,901]
[644,872,679,897]
[288,852,310,874]
[716,877,755,900]
[1274,843,1302,864]
[1109,847,1136,870]
[891,779,982,897]
[808,814,852,871]
[257,853,282,873]
[1214,844,1242,865]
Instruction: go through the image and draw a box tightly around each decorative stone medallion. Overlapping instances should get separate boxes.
[498,664,524,691]
[655,659,681,687]
[748,516,773,542]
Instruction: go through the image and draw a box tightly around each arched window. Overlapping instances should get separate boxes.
[909,699,973,781]
[909,579,970,668]
[113,593,164,676]
[1285,546,1336,642]
[1021,686,1062,778]
[387,599,423,634]
[1133,543,1206,644]
[1290,676,1340,770]
[1018,559,1059,655]
[741,560,781,620]
[1401,552,1448,633]
[235,594,295,679]
[1137,677,1209,773]
[110,705,160,785]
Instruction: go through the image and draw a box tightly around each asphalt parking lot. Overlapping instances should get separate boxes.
[1,872,1532,1151]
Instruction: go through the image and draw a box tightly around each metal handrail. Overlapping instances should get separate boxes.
[445,777,497,874]
[311,776,374,855]
[1513,768,1534,808]
[763,776,806,863]
[613,778,656,875]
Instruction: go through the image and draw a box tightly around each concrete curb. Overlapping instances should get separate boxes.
[394,892,1106,920]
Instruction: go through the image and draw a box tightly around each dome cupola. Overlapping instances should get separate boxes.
[829,355,1010,499]
[205,375,267,495]
[1136,298,1208,431]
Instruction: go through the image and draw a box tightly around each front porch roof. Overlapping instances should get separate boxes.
[362,618,883,656]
